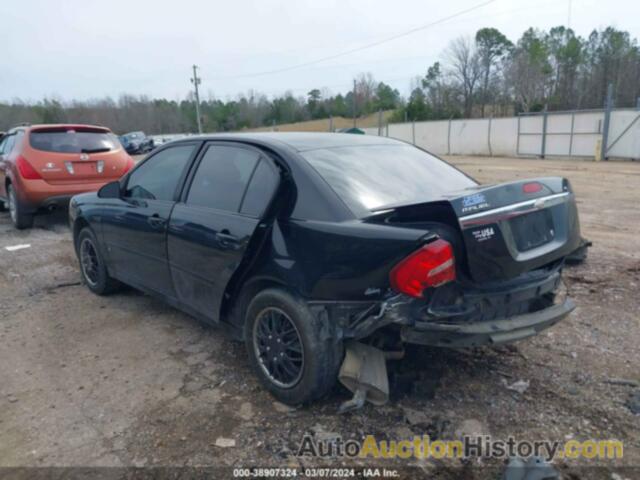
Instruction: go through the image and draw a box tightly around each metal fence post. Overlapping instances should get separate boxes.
[329,115,333,132]
[385,123,389,137]
[377,109,382,136]
[487,116,493,156]
[601,83,613,161]
[412,119,416,145]
[569,112,575,156]
[447,118,452,155]
[541,106,548,159]
[516,115,521,156]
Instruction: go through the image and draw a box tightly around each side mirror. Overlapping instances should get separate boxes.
[98,181,122,199]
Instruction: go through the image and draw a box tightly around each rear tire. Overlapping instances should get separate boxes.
[7,184,34,230]
[244,288,343,406]
[77,227,121,295]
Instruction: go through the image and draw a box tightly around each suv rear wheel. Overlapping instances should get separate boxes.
[7,184,34,229]
[244,288,343,405]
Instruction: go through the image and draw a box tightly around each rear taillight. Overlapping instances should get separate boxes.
[522,182,542,194]
[16,156,42,180]
[122,157,135,175]
[389,239,456,298]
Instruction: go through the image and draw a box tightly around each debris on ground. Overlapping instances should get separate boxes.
[215,437,236,448]
[502,456,559,480]
[454,419,489,440]
[626,391,640,415]
[272,401,297,413]
[4,244,31,252]
[506,379,530,394]
[402,407,430,426]
[604,378,639,388]
[310,424,340,443]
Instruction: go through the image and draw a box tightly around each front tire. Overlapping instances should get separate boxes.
[77,227,121,295]
[244,288,343,405]
[7,184,34,229]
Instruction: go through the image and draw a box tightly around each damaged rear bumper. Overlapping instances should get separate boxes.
[319,264,575,348]
[400,297,575,348]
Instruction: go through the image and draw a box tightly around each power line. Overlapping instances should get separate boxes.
[216,0,498,80]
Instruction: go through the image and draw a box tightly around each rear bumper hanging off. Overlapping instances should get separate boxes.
[400,298,575,348]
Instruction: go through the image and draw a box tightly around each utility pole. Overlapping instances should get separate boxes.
[191,65,203,134]
[352,79,357,128]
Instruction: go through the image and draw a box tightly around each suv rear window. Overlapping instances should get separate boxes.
[30,128,121,153]
[302,144,476,215]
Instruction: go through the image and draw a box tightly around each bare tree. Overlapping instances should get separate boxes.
[355,72,377,114]
[446,37,482,117]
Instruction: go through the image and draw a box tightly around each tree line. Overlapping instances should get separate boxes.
[1,25,638,134]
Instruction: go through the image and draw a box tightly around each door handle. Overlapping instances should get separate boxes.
[217,229,239,247]
[148,214,166,229]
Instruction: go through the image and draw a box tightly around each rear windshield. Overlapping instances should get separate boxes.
[30,129,121,153]
[302,144,476,214]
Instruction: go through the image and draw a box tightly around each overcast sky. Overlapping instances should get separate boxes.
[1,0,638,103]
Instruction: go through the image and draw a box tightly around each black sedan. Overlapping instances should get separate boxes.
[69,133,581,405]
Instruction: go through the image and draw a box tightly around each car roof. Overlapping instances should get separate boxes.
[173,132,404,152]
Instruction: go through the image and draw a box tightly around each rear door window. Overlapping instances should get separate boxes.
[30,128,121,153]
[240,159,279,217]
[125,145,196,201]
[186,145,260,212]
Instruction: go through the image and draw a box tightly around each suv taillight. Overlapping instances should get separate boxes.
[16,156,42,180]
[389,239,456,298]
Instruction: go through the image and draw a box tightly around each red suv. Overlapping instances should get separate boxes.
[0,124,134,228]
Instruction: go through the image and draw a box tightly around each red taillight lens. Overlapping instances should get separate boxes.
[16,156,42,180]
[389,239,456,298]
[522,182,542,194]
[122,157,135,175]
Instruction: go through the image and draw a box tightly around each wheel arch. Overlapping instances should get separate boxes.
[221,274,294,341]
[73,216,91,254]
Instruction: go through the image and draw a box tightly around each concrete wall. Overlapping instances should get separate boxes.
[364,109,640,159]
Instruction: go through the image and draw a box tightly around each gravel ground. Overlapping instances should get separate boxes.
[0,156,638,479]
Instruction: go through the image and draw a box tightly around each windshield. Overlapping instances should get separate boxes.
[30,129,121,153]
[302,144,477,214]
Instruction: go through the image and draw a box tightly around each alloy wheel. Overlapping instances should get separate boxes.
[253,307,304,389]
[80,238,100,287]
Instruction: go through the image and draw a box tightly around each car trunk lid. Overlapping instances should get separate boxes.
[372,177,582,283]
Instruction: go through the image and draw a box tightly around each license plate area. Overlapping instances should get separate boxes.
[72,162,97,175]
[510,209,554,252]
